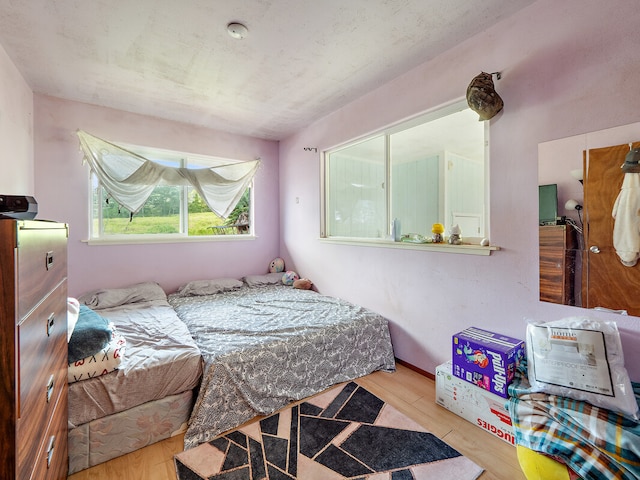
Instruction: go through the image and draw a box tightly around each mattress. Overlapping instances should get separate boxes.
[68,300,203,428]
[168,283,396,449]
[68,390,193,474]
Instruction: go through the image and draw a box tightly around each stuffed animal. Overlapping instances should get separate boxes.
[293,278,313,290]
[282,270,299,286]
[269,257,285,273]
[448,224,462,245]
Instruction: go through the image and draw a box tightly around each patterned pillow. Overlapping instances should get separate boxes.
[68,325,126,384]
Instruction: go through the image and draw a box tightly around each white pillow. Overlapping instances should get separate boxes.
[526,316,638,419]
[67,297,80,342]
[176,278,243,296]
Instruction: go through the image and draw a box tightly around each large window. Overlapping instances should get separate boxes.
[90,144,253,240]
[322,100,487,243]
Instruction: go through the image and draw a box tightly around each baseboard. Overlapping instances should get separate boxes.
[395,357,435,381]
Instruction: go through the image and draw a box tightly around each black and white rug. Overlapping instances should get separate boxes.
[175,381,483,479]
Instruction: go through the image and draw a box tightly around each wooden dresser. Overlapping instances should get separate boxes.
[539,224,579,305]
[0,219,69,480]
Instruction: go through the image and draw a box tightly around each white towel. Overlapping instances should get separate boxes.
[612,172,640,267]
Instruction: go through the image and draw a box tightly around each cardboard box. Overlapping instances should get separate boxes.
[452,326,525,398]
[436,361,515,446]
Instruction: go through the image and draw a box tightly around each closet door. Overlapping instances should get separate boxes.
[584,142,640,315]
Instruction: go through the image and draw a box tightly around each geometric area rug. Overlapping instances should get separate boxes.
[175,381,484,479]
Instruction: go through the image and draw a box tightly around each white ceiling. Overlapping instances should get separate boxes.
[0,0,534,141]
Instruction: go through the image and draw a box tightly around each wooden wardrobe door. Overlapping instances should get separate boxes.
[584,142,640,315]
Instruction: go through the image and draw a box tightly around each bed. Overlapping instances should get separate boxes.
[167,274,396,449]
[68,274,395,472]
[68,282,203,474]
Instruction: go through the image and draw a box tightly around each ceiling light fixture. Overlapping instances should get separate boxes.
[227,22,248,39]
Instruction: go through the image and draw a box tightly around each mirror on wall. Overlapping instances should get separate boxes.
[538,121,640,317]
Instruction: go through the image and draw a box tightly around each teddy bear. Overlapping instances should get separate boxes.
[448,224,462,245]
[293,278,313,290]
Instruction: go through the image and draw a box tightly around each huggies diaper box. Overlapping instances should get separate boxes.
[452,327,525,398]
[436,361,515,445]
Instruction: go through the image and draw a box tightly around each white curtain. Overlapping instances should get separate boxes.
[77,130,260,218]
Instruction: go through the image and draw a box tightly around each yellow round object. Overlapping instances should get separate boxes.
[431,223,444,234]
[516,445,571,480]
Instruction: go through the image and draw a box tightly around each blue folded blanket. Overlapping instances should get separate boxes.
[68,305,112,363]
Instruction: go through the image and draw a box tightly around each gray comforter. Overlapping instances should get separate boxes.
[168,284,396,449]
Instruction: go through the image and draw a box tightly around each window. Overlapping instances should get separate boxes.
[322,100,488,243]
[89,143,254,240]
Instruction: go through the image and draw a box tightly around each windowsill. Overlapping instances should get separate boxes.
[319,237,499,255]
[83,234,256,246]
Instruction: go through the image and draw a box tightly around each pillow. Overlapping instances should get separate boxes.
[68,324,126,384]
[68,305,113,363]
[526,317,639,419]
[243,272,284,287]
[78,282,167,310]
[176,278,243,296]
[67,297,80,342]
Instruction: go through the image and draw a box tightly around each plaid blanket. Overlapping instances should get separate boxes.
[508,364,640,480]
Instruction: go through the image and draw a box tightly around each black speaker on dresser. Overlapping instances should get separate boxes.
[0,195,37,219]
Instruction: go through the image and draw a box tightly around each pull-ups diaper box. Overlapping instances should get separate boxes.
[452,327,525,398]
[436,361,515,445]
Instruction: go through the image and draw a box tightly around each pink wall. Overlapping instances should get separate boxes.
[6,0,640,382]
[33,95,280,297]
[279,0,640,380]
[0,43,33,195]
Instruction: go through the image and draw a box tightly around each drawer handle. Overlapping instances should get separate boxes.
[46,435,55,468]
[46,375,54,403]
[45,251,54,270]
[47,313,55,336]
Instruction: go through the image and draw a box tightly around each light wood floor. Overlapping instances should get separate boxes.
[67,363,525,480]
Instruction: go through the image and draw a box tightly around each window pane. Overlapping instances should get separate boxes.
[323,102,487,242]
[95,183,182,235]
[90,145,254,239]
[390,139,440,236]
[327,136,386,238]
[185,159,251,237]
[187,188,251,236]
[390,107,485,238]
[187,189,220,235]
